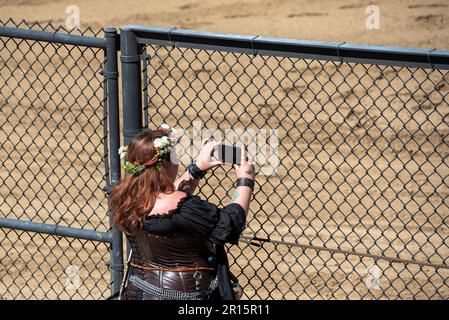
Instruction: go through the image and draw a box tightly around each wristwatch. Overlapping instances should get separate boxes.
[187,163,207,179]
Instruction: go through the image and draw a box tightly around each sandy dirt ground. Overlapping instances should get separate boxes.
[1,0,449,49]
[0,0,448,300]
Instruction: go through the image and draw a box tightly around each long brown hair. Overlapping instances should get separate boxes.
[109,129,175,235]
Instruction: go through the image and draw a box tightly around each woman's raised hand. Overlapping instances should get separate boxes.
[195,138,223,171]
[234,143,255,180]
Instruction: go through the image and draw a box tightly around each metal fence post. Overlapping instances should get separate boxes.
[120,27,143,143]
[104,27,124,297]
[120,27,143,258]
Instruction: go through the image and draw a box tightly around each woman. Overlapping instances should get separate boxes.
[109,125,255,300]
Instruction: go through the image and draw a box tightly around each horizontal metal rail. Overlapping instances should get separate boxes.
[122,25,449,70]
[240,236,449,270]
[0,25,106,48]
[0,217,112,243]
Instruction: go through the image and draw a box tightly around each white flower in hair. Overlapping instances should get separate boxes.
[118,145,128,159]
[169,128,178,142]
[154,136,169,148]
[160,123,170,130]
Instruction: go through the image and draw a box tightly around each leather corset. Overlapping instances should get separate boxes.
[129,230,216,267]
[122,231,218,300]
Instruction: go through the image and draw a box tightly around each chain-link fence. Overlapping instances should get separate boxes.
[133,27,449,299]
[2,20,448,300]
[0,19,122,299]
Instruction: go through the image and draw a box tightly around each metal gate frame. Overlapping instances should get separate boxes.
[0,24,123,298]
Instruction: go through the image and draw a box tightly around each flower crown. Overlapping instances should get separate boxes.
[118,124,178,176]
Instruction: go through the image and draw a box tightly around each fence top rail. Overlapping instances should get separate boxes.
[0,25,107,48]
[122,25,449,70]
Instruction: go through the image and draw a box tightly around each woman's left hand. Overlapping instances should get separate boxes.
[195,138,223,171]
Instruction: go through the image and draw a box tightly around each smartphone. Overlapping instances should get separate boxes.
[214,144,242,165]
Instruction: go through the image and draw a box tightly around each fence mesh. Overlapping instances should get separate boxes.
[142,43,449,299]
[0,20,110,299]
[1,18,448,300]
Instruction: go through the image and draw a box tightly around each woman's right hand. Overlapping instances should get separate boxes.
[234,143,255,180]
[195,138,223,171]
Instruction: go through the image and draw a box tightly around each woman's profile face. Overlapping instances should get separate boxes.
[164,148,179,182]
